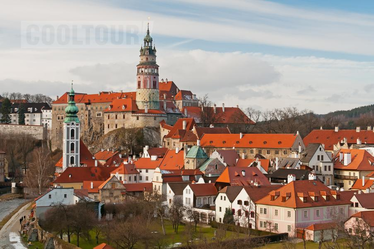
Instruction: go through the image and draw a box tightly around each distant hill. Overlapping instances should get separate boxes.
[323,104,374,119]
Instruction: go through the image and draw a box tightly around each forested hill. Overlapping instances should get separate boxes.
[322,104,374,119]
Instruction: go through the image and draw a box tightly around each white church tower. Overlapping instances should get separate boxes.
[62,83,81,172]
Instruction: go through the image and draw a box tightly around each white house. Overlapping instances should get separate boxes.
[10,103,51,126]
[183,183,217,208]
[42,107,52,130]
[166,182,189,208]
[134,156,161,183]
[35,188,91,220]
[349,192,374,216]
[215,186,243,223]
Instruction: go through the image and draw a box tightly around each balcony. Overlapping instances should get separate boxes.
[334,174,357,180]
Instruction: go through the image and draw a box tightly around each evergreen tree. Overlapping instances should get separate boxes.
[18,103,25,125]
[223,209,234,224]
[0,98,11,124]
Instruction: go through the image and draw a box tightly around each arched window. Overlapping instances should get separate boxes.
[71,129,75,139]
[70,143,75,153]
[70,156,74,165]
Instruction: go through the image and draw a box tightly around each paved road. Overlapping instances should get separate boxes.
[0,199,31,249]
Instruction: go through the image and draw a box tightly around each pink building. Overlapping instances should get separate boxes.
[255,178,351,236]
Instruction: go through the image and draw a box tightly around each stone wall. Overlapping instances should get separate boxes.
[0,124,47,140]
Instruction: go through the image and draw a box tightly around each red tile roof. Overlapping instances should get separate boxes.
[54,167,116,184]
[148,147,168,158]
[159,81,176,92]
[215,149,239,166]
[334,149,374,171]
[216,167,270,186]
[104,98,138,113]
[123,183,153,192]
[354,193,374,209]
[256,180,350,208]
[182,106,255,124]
[236,158,270,172]
[351,179,374,190]
[111,164,139,175]
[164,118,196,139]
[189,183,218,196]
[242,185,282,202]
[175,90,193,101]
[53,92,135,104]
[159,149,185,170]
[201,133,299,149]
[134,158,162,169]
[82,181,105,193]
[304,129,374,150]
[351,211,374,226]
[194,126,231,139]
[94,150,119,161]
[160,120,173,130]
[305,222,337,231]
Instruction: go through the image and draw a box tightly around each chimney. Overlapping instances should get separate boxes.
[183,120,187,130]
[339,152,343,162]
[287,174,296,184]
[241,152,245,159]
[90,182,93,189]
[119,154,122,158]
[237,105,239,108]
[222,103,225,112]
[296,131,300,136]
[101,148,104,152]
[184,108,188,117]
[184,144,188,158]
[298,144,302,154]
[213,104,217,114]
[95,160,98,167]
[175,147,179,154]
[197,139,201,147]
[334,126,339,132]
[163,93,166,100]
[240,133,243,139]
[275,157,279,170]
[56,95,59,100]
[356,127,361,133]
[363,175,365,187]
[163,99,166,110]
[320,126,323,130]
[344,152,351,166]
[145,103,148,114]
[357,138,362,145]
[368,126,372,131]
[308,173,316,181]
[151,155,157,161]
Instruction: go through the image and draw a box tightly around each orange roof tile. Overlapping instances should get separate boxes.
[94,150,119,161]
[53,92,136,104]
[175,90,193,101]
[305,222,337,231]
[159,149,185,170]
[182,106,255,124]
[54,167,116,184]
[164,118,196,139]
[256,180,350,208]
[111,164,139,175]
[351,179,374,190]
[160,120,173,130]
[55,140,95,168]
[123,183,153,192]
[304,129,374,150]
[334,149,374,171]
[104,98,138,113]
[216,167,270,186]
[94,243,114,249]
[201,133,299,149]
[82,181,105,193]
[134,158,162,169]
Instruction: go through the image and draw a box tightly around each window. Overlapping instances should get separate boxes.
[274,223,278,231]
[96,112,102,117]
[260,208,263,214]
[260,221,263,228]
[355,203,359,207]
[304,211,308,218]
[224,196,226,201]
[232,209,235,215]
[317,155,320,160]
[287,225,291,232]
[245,211,249,217]
[49,194,51,199]
[258,150,262,154]
[264,208,267,214]
[251,211,254,218]
[244,201,249,206]
[287,211,291,217]
[275,150,279,154]
[237,200,242,205]
[275,209,278,216]
[134,176,137,182]
[129,176,132,182]
[324,166,327,171]
[321,155,324,161]
[250,149,254,154]
[146,169,148,173]
[238,210,242,216]
[328,166,331,171]
[139,176,142,181]
[64,194,67,198]
[316,210,320,217]
[137,116,139,120]
[220,196,223,200]
[267,150,270,154]
[146,176,149,181]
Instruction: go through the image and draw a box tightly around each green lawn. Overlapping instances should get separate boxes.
[22,235,44,249]
[69,230,106,249]
[260,239,349,249]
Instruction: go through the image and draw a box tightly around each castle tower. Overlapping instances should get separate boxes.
[62,83,81,172]
[136,23,159,110]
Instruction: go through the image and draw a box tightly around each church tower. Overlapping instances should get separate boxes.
[62,83,81,172]
[136,23,160,110]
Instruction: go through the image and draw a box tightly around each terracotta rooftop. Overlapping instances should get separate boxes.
[200,133,300,149]
[123,183,153,192]
[110,164,139,175]
[189,183,218,197]
[215,149,239,166]
[194,126,231,139]
[236,158,270,172]
[148,147,168,158]
[353,192,374,209]
[216,167,270,186]
[175,90,194,101]
[53,91,135,104]
[159,149,185,170]
[82,181,105,193]
[351,179,374,190]
[55,140,95,168]
[164,118,195,139]
[134,157,162,169]
[54,167,117,184]
[305,222,337,231]
[334,149,374,171]
[94,243,114,249]
[256,180,350,208]
[304,129,374,151]
[104,98,138,113]
[351,211,374,226]
[94,150,119,161]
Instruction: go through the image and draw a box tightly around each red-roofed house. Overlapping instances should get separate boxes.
[200,133,305,159]
[98,175,126,203]
[183,183,217,209]
[94,149,119,165]
[256,179,351,236]
[123,183,153,198]
[110,164,139,184]
[334,149,374,190]
[174,90,199,110]
[94,243,114,249]
[351,178,374,192]
[345,211,374,237]
[215,167,270,190]
[303,127,374,152]
[349,192,374,216]
[134,157,162,183]
[304,222,338,242]
[82,180,105,201]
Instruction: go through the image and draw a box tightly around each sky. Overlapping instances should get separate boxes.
[1,0,374,114]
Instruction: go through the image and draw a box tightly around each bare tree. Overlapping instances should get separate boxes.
[169,198,185,234]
